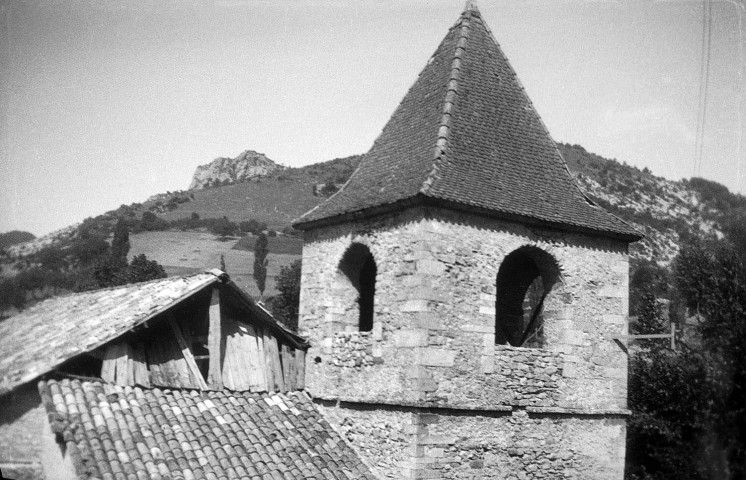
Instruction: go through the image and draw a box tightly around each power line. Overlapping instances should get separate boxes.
[694,0,714,178]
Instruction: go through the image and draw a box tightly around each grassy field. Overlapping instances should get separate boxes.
[128,231,301,298]
[232,235,303,255]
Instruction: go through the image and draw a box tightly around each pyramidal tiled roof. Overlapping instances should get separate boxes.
[295,4,641,241]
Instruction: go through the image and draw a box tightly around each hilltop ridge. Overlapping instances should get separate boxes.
[189,150,283,190]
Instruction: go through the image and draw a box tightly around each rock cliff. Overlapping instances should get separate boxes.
[189,150,282,190]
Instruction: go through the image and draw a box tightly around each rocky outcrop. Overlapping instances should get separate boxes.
[188,150,282,190]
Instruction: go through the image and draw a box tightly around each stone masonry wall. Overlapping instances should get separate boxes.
[317,402,626,480]
[300,206,630,478]
[300,206,629,411]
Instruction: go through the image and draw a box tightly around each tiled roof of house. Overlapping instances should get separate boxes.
[39,379,376,480]
[294,5,641,241]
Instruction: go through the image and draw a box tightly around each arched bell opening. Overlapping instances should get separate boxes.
[338,243,377,332]
[495,246,561,348]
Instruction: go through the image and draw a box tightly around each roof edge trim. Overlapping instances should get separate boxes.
[294,195,643,243]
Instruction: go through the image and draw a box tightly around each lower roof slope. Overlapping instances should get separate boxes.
[40,379,376,480]
[294,5,641,242]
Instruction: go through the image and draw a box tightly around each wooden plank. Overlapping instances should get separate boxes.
[261,329,275,392]
[132,343,150,388]
[268,337,284,392]
[222,318,238,390]
[100,344,118,383]
[280,344,292,392]
[244,323,264,392]
[295,349,306,390]
[236,331,254,390]
[149,339,167,387]
[254,326,268,392]
[158,338,177,387]
[126,343,136,385]
[170,336,193,388]
[113,343,129,386]
[207,287,223,389]
[146,341,162,386]
[168,316,209,390]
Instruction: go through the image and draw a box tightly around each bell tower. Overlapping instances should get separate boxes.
[294,3,641,479]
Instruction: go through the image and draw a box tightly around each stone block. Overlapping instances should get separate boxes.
[460,324,493,334]
[417,434,456,446]
[411,318,439,331]
[562,361,578,378]
[400,300,429,312]
[412,413,440,425]
[417,259,446,276]
[416,348,456,367]
[602,314,626,325]
[394,329,429,348]
[481,355,495,374]
[599,286,626,298]
[564,330,585,346]
[424,447,444,458]
[479,305,495,316]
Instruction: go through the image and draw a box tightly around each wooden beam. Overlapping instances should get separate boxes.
[207,287,223,389]
[168,316,209,390]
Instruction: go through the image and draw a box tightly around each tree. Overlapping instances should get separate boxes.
[141,211,168,231]
[626,236,746,479]
[253,233,269,298]
[271,260,301,331]
[92,254,166,288]
[110,217,130,264]
[127,254,167,283]
[211,216,238,237]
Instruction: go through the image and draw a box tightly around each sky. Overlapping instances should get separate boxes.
[1,0,744,236]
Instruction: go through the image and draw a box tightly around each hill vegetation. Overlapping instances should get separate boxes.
[0,231,35,251]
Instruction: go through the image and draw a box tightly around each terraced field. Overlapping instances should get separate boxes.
[128,231,300,298]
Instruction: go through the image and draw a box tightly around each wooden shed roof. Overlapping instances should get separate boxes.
[0,270,306,396]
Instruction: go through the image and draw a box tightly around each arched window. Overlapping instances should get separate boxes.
[339,243,377,331]
[495,246,560,348]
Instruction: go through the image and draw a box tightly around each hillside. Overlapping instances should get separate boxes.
[557,143,732,263]
[3,144,742,284]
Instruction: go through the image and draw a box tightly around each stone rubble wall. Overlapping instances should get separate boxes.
[300,207,629,411]
[318,401,626,480]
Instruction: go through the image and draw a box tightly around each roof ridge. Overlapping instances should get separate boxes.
[421,10,473,195]
[13,270,218,309]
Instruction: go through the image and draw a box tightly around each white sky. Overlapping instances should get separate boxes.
[1,0,744,236]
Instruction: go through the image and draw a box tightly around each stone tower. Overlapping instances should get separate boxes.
[293,4,641,479]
